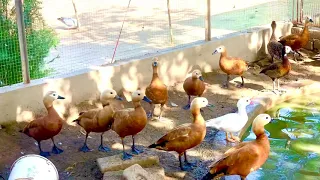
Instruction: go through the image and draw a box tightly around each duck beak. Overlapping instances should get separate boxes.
[270,118,276,123]
[309,19,314,23]
[199,76,204,81]
[115,95,123,101]
[57,95,65,99]
[212,50,218,55]
[206,103,214,108]
[153,62,158,67]
[142,96,152,103]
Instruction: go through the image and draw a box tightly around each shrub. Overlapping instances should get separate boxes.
[0,0,58,87]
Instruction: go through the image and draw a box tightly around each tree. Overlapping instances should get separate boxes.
[0,0,58,87]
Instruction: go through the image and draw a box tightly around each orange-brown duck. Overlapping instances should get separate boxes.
[182,69,205,110]
[212,45,248,88]
[145,57,168,120]
[149,97,210,171]
[20,91,65,157]
[279,17,313,60]
[73,89,123,152]
[112,90,152,160]
[202,114,273,180]
[267,21,286,63]
[260,46,292,94]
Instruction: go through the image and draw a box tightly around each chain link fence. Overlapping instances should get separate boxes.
[0,0,318,88]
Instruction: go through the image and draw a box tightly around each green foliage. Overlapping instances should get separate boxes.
[0,0,58,87]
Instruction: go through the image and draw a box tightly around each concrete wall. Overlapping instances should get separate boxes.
[0,22,293,124]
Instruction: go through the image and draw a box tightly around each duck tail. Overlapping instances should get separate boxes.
[148,143,157,148]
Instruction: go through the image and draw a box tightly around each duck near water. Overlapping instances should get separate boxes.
[267,21,286,63]
[145,57,168,120]
[182,69,205,110]
[206,97,253,142]
[73,89,123,153]
[149,97,211,171]
[202,114,273,180]
[112,90,152,160]
[212,45,248,88]
[20,91,65,157]
[260,46,293,94]
[279,17,313,60]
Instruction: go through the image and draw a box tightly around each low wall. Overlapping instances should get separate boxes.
[0,22,293,124]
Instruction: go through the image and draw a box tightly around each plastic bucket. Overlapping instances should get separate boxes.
[8,154,59,180]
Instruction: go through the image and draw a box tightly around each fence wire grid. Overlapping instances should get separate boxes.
[0,0,318,87]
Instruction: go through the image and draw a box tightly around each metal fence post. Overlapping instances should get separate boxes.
[15,0,30,84]
[205,0,211,41]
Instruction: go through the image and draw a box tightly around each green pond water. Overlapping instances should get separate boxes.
[242,95,320,180]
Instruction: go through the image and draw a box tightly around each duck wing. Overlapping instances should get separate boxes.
[20,117,45,136]
[206,113,238,130]
[149,123,191,148]
[209,142,259,176]
[279,34,299,46]
[79,109,100,119]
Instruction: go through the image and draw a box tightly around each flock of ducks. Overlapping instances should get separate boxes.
[19,18,314,179]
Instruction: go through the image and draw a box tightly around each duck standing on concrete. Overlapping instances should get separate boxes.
[267,21,286,63]
[206,97,252,142]
[202,114,273,180]
[145,57,168,120]
[149,97,210,171]
[182,70,205,110]
[212,45,248,88]
[112,90,152,160]
[73,89,123,152]
[260,46,293,94]
[20,91,65,157]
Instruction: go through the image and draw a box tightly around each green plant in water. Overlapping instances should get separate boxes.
[0,0,59,87]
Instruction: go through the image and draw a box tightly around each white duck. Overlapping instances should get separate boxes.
[206,97,253,142]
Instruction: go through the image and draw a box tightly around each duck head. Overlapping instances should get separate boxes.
[271,21,276,29]
[305,16,313,24]
[284,46,293,55]
[152,57,159,67]
[43,91,65,108]
[190,97,210,111]
[237,97,253,108]
[212,45,226,55]
[132,90,152,103]
[191,69,204,81]
[252,114,272,135]
[100,89,123,105]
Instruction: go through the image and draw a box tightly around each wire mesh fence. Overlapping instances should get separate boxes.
[0,0,319,88]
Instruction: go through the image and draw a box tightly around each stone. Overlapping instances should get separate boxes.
[103,165,165,180]
[97,153,159,173]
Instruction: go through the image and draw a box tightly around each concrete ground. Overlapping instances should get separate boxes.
[0,49,320,179]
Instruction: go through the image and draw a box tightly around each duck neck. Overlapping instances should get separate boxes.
[44,100,53,109]
[237,105,247,117]
[152,66,160,81]
[133,101,142,108]
[301,23,309,37]
[270,27,276,40]
[282,55,290,67]
[102,101,110,108]
[253,123,266,138]
[192,109,205,125]
[220,50,227,58]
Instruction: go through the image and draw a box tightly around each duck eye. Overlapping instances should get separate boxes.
[53,93,56,96]
[138,93,141,96]
[266,117,269,119]
[110,92,113,94]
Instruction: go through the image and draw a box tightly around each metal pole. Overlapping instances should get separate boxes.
[15,0,30,84]
[205,0,211,41]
